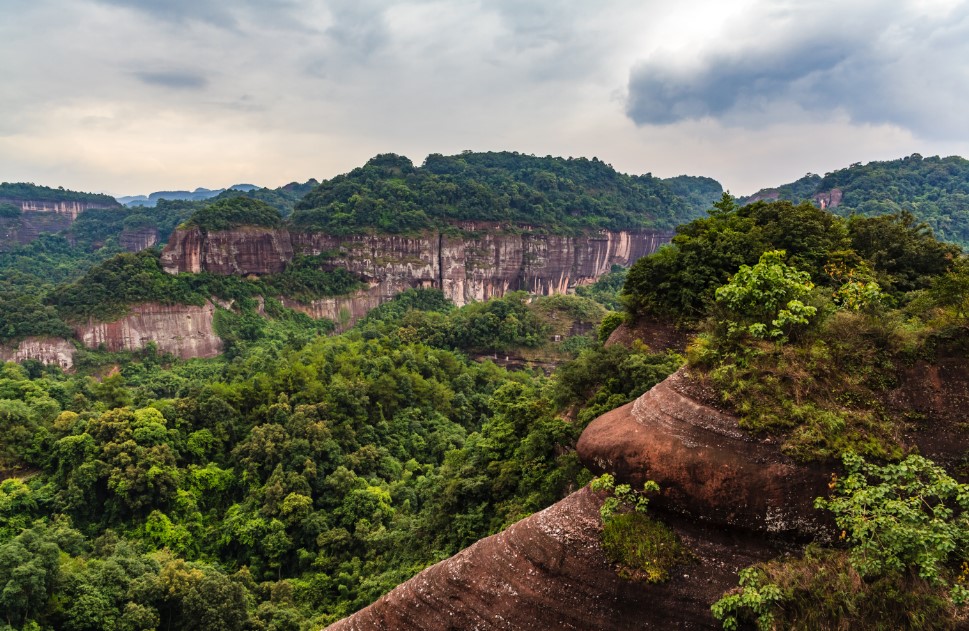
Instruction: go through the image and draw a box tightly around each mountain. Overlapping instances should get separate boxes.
[740,153,969,248]
[118,183,262,208]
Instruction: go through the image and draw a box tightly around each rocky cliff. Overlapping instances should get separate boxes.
[325,486,780,631]
[73,302,222,359]
[0,337,75,370]
[161,224,672,329]
[0,198,120,251]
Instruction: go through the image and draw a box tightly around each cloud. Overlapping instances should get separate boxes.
[625,1,969,137]
[134,70,208,89]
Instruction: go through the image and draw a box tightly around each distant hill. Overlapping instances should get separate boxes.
[740,154,969,248]
[292,152,723,234]
[118,184,261,207]
[0,182,119,206]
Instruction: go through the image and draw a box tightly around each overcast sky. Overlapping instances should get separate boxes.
[2,0,968,197]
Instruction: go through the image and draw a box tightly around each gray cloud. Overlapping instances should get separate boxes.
[134,70,208,89]
[90,0,300,28]
[626,2,969,137]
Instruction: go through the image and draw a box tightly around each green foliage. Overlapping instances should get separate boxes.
[291,151,708,234]
[714,250,817,341]
[0,202,21,218]
[848,212,960,294]
[816,453,969,595]
[0,182,118,206]
[186,197,283,232]
[589,475,688,583]
[575,265,628,311]
[931,256,969,319]
[623,200,850,321]
[711,567,783,631]
[714,454,969,630]
[742,154,969,249]
[47,249,362,322]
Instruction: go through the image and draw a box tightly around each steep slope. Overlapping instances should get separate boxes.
[325,486,780,631]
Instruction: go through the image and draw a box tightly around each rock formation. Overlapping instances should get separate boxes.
[577,368,833,536]
[326,368,826,630]
[0,337,75,370]
[0,198,120,251]
[73,302,222,359]
[325,486,780,631]
[119,226,159,252]
[161,224,672,331]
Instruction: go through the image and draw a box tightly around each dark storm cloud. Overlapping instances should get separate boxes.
[134,70,208,89]
[625,2,969,137]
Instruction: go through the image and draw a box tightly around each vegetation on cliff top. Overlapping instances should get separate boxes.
[290,151,721,234]
[0,182,120,206]
[621,194,966,461]
[45,249,362,323]
[741,154,969,248]
[184,197,284,232]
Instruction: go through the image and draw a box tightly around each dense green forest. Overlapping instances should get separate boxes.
[741,154,969,248]
[291,152,721,234]
[0,270,679,628]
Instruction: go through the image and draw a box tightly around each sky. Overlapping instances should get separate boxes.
[2,0,968,197]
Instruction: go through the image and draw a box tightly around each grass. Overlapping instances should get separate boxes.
[600,512,692,583]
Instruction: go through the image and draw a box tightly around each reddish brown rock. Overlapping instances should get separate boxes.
[74,302,222,359]
[326,486,780,631]
[577,369,832,537]
[161,226,293,275]
[812,188,843,209]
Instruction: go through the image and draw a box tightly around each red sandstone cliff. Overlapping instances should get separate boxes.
[73,302,222,359]
[161,224,672,331]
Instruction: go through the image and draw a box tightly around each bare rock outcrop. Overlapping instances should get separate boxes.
[74,302,222,359]
[161,224,672,328]
[326,486,779,631]
[162,226,294,275]
[119,226,159,252]
[0,198,120,251]
[0,337,75,370]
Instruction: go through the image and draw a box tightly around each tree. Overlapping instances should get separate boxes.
[714,250,817,341]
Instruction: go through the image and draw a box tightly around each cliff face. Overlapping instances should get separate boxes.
[0,337,75,370]
[0,199,120,251]
[119,226,158,252]
[161,226,294,275]
[74,302,222,359]
[162,225,672,330]
[577,368,832,536]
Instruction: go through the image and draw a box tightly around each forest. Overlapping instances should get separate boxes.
[742,154,969,248]
[290,151,722,234]
[0,157,968,630]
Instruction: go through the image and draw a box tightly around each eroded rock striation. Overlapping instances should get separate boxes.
[0,337,75,370]
[577,368,832,536]
[162,224,671,328]
[325,486,779,631]
[0,198,120,251]
[73,302,222,359]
